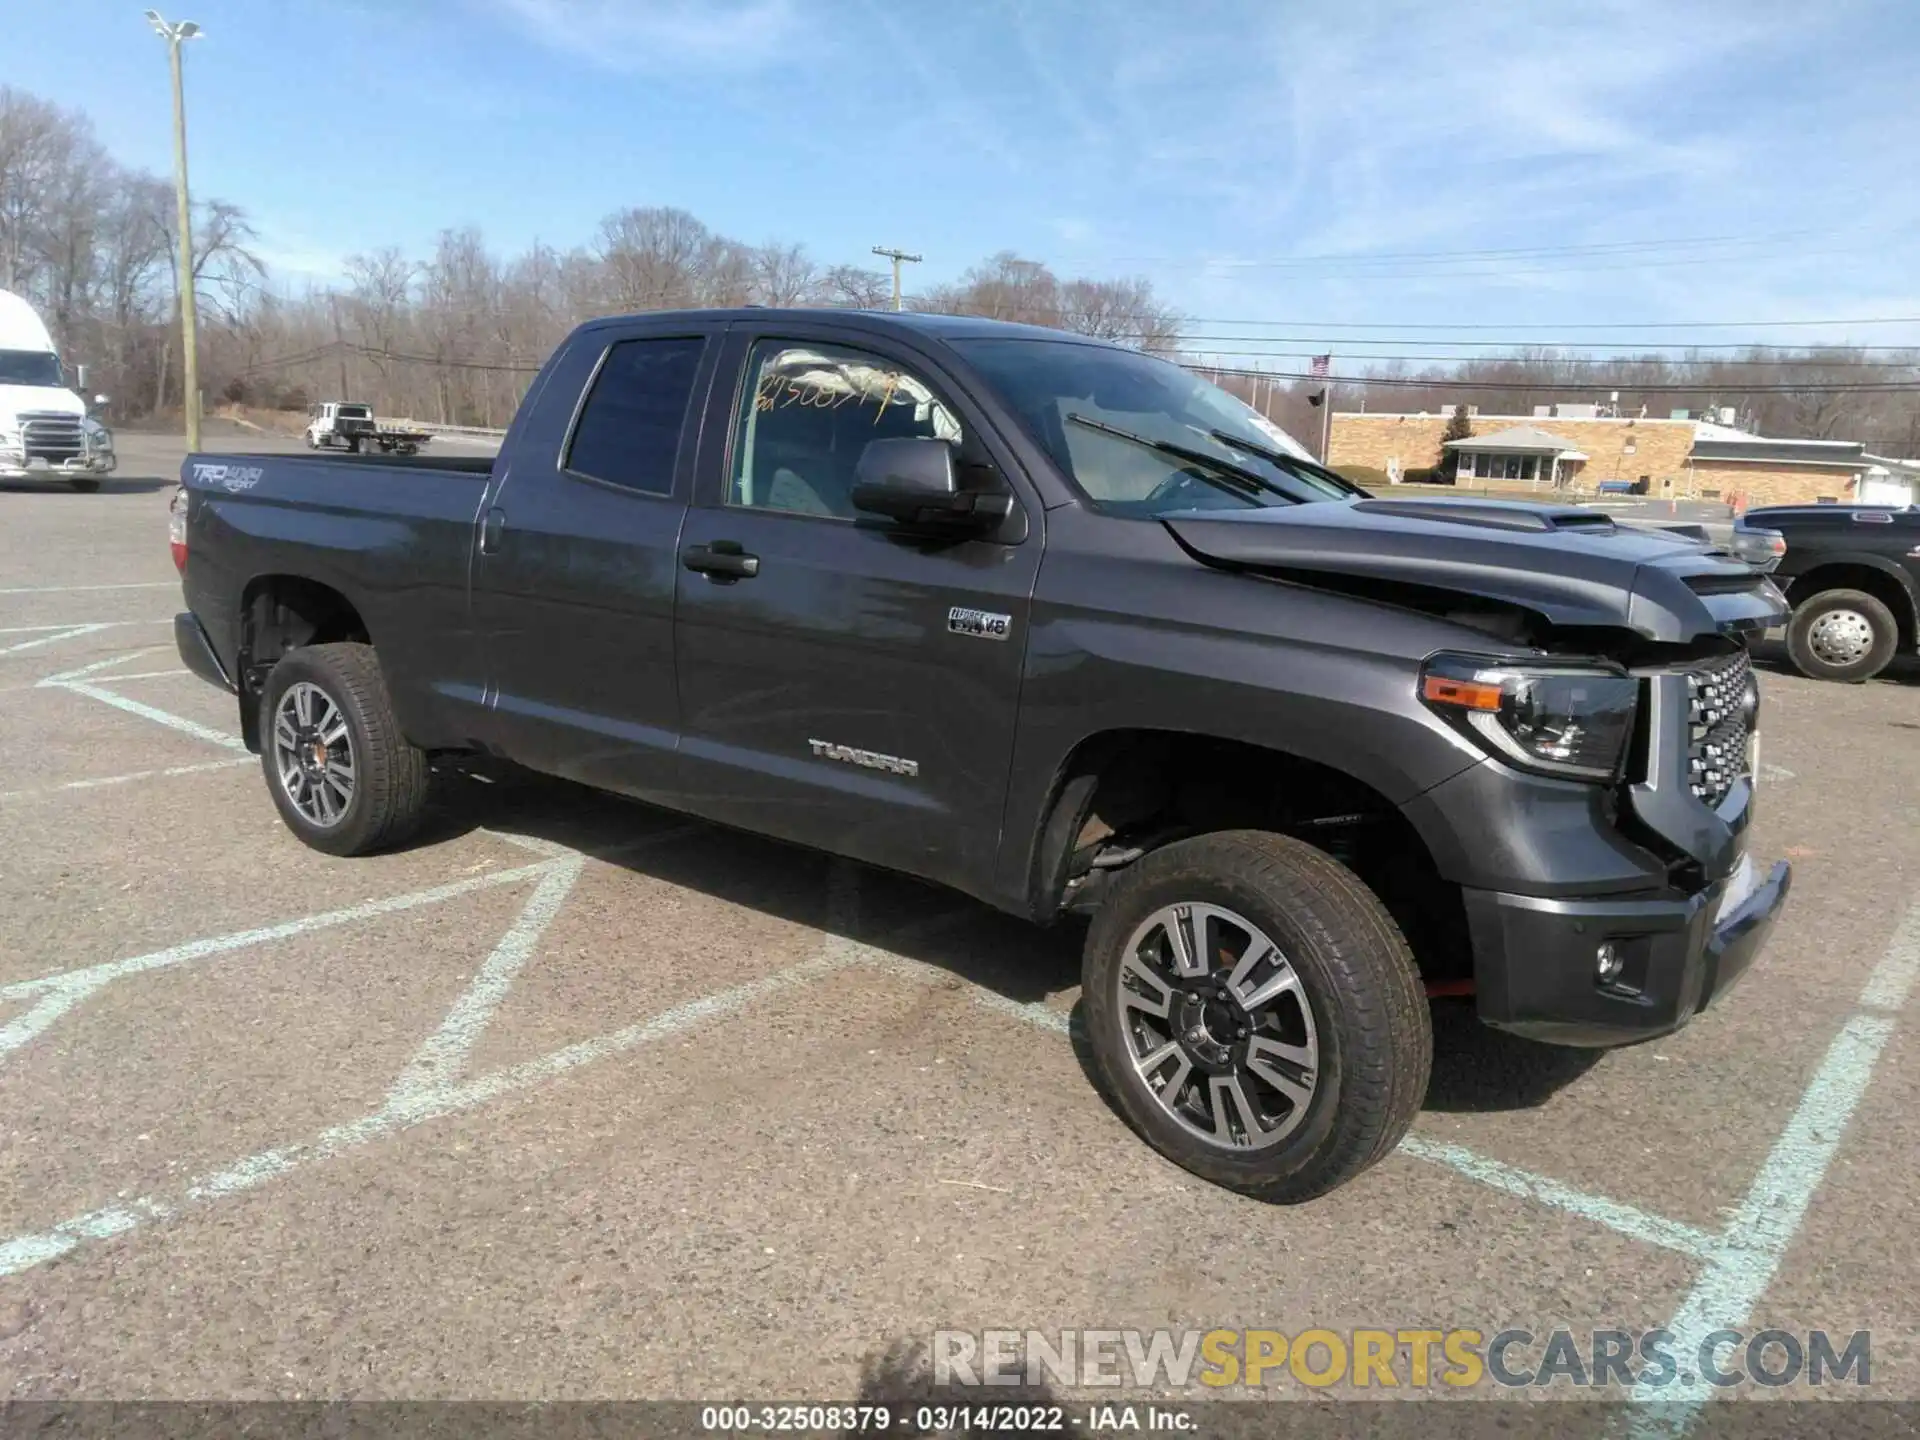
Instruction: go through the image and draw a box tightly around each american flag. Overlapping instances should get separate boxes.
[1308,354,1331,377]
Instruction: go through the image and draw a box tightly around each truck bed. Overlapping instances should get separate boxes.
[178,449,498,750]
[296,451,492,475]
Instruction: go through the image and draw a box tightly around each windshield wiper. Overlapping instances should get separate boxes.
[1207,428,1368,497]
[1063,413,1296,503]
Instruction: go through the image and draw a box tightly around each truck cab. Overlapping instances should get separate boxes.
[0,289,116,491]
[305,401,379,451]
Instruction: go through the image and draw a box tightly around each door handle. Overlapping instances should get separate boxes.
[682,540,760,581]
[480,506,506,555]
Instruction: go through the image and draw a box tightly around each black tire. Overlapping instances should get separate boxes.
[1082,830,1430,1203]
[258,642,430,856]
[68,478,101,493]
[1785,588,1898,683]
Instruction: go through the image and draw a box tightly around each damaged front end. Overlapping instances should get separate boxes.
[1162,496,1793,1045]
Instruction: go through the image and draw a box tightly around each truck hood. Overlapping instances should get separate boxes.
[0,384,83,422]
[1162,497,1789,643]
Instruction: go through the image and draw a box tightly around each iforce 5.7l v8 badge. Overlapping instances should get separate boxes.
[948,606,1012,641]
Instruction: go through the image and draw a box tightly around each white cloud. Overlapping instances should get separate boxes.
[482,0,813,73]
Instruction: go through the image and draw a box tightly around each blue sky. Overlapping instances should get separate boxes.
[18,0,1920,357]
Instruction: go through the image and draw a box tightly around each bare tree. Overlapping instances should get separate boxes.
[752,241,818,306]
[817,264,891,309]
[0,87,70,291]
[1060,276,1181,352]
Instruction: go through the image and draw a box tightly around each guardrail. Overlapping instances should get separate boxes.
[386,419,509,439]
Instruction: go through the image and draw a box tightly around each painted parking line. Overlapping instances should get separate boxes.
[1396,1137,1722,1261]
[0,860,559,1065]
[0,756,254,804]
[901,954,1723,1257]
[69,666,190,683]
[0,623,120,656]
[0,668,188,694]
[46,679,245,749]
[1629,896,1920,1433]
[0,582,176,595]
[36,647,245,750]
[0,859,924,1279]
[36,649,170,684]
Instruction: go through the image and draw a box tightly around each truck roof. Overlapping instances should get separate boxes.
[0,289,57,354]
[572,308,1123,347]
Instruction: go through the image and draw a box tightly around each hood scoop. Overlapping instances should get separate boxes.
[1350,498,1617,534]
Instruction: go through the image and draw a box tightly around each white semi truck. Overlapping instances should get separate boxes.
[0,290,115,490]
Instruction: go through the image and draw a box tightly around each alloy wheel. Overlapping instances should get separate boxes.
[1115,902,1320,1152]
[272,680,356,827]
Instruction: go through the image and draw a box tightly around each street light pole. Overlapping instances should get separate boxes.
[147,11,203,450]
[871,246,921,312]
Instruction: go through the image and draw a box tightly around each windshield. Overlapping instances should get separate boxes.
[0,349,65,387]
[950,337,1358,515]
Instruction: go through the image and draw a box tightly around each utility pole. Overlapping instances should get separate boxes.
[329,294,350,399]
[871,246,921,312]
[148,11,203,450]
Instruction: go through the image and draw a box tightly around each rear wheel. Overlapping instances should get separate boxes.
[1082,830,1430,1203]
[259,642,430,855]
[1785,588,1898,682]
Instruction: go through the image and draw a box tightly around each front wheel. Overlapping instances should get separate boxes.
[259,642,430,855]
[1785,588,1898,682]
[1082,830,1431,1203]
[68,478,101,493]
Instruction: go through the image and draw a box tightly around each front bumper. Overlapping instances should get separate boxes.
[1464,857,1791,1046]
[0,452,116,479]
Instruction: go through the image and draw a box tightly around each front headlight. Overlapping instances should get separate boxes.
[1421,654,1640,782]
[84,419,113,450]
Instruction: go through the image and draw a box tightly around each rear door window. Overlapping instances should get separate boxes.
[566,336,707,496]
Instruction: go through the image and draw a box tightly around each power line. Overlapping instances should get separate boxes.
[1097,229,1849,267]
[1125,342,1920,365]
[1156,337,1920,353]
[244,340,1920,396]
[896,301,1920,332]
[1185,364,1920,396]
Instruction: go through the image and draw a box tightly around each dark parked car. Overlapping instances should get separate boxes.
[168,310,1792,1201]
[1737,504,1920,681]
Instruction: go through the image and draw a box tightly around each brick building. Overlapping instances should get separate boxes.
[1328,406,1873,506]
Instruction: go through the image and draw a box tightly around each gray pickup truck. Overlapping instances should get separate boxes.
[169,309,1792,1201]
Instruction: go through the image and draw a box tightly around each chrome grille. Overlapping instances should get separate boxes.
[20,412,83,461]
[1685,649,1756,807]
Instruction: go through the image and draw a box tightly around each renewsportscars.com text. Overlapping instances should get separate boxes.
[933,1328,1871,1391]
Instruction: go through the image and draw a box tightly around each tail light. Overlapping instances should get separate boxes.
[168,486,188,572]
[1727,523,1786,570]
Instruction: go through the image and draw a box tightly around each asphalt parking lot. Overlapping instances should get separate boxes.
[1,428,1916,1418]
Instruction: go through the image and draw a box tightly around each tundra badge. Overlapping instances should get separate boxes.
[808,739,919,777]
[948,606,1012,641]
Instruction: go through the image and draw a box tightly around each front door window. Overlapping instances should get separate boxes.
[728,340,963,520]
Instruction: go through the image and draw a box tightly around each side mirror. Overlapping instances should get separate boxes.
[851,437,1012,531]
[92,395,110,407]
